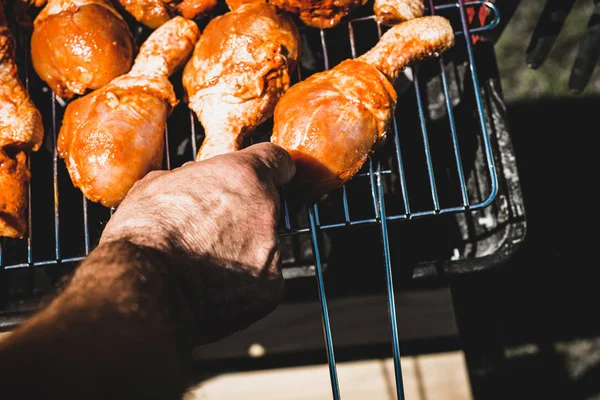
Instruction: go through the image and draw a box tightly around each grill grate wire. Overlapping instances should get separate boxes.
[0,2,500,399]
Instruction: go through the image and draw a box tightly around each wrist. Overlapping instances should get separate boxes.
[62,239,196,359]
[98,220,200,270]
[99,222,173,254]
[0,240,195,398]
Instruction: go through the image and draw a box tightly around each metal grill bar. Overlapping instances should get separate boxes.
[368,157,380,219]
[3,257,86,270]
[189,110,198,156]
[413,70,441,212]
[51,94,60,261]
[164,125,172,170]
[308,205,341,400]
[433,7,466,207]
[24,31,34,266]
[372,20,409,399]
[429,0,469,209]
[392,117,411,215]
[27,157,33,264]
[82,196,90,255]
[341,185,350,223]
[457,1,499,209]
[320,29,329,70]
[282,187,292,230]
[378,162,405,400]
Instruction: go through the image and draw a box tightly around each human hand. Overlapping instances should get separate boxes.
[526,0,600,94]
[100,142,295,343]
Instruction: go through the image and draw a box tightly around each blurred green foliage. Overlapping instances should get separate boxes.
[494,0,600,101]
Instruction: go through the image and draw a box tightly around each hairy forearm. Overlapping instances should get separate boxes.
[0,240,193,399]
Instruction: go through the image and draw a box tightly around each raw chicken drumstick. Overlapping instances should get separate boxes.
[374,0,424,25]
[31,0,137,99]
[226,0,365,29]
[57,16,199,207]
[271,16,454,201]
[1,0,44,238]
[182,3,300,161]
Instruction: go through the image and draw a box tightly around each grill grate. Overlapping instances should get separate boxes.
[289,3,500,397]
[0,1,502,399]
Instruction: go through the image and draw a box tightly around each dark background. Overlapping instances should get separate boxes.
[445,1,600,398]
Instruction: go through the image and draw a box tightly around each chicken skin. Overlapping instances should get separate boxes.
[271,16,454,201]
[182,3,300,161]
[116,0,217,29]
[374,0,424,25]
[0,150,29,238]
[57,16,199,207]
[226,0,365,28]
[31,0,137,99]
[1,0,44,238]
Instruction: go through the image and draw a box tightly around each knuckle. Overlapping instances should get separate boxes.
[145,169,167,180]
[180,160,197,169]
[126,180,145,197]
[129,169,165,193]
[230,162,263,189]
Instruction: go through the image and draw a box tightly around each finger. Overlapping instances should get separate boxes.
[568,1,600,94]
[526,0,576,69]
[239,142,296,186]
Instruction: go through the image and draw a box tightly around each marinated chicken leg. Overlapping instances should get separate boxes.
[271,16,454,201]
[31,0,137,99]
[176,0,217,20]
[116,0,217,29]
[0,150,29,238]
[21,0,47,7]
[374,0,424,25]
[182,3,300,161]
[226,0,365,28]
[58,16,199,207]
[1,0,44,238]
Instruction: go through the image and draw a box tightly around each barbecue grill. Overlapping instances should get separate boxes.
[0,1,527,399]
